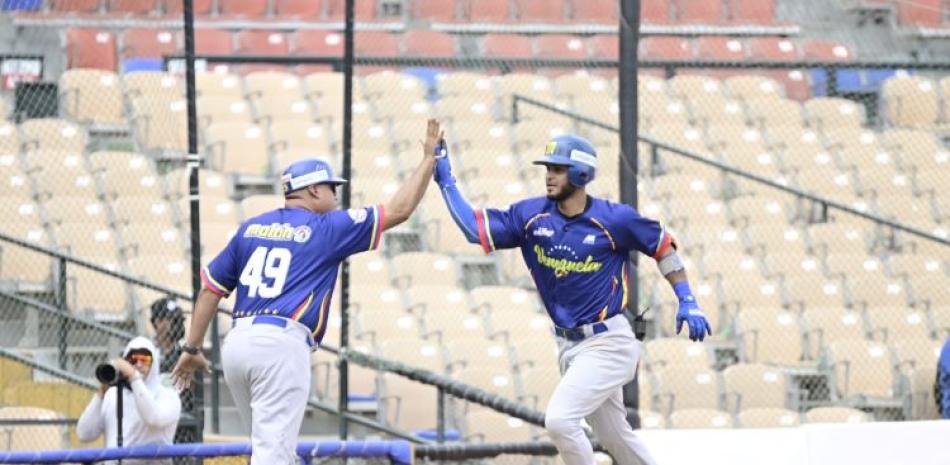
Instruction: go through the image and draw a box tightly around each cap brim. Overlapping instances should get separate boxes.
[533,156,573,166]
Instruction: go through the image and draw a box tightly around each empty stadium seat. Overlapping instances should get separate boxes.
[380,338,447,373]
[160,0,212,15]
[669,409,733,429]
[124,71,181,99]
[467,0,511,21]
[0,222,54,282]
[453,367,517,399]
[571,0,615,23]
[66,28,117,71]
[722,363,791,411]
[220,0,268,17]
[535,34,587,59]
[895,0,942,26]
[640,37,692,60]
[515,0,565,22]
[482,33,533,58]
[446,337,511,370]
[738,408,799,428]
[410,0,457,21]
[729,0,774,23]
[195,29,233,55]
[801,39,851,61]
[736,308,804,365]
[828,339,898,401]
[464,410,536,443]
[0,407,66,451]
[392,252,458,287]
[747,37,799,61]
[130,96,188,152]
[274,0,321,17]
[354,32,400,56]
[804,406,870,424]
[882,75,940,128]
[676,0,723,23]
[205,122,271,176]
[644,338,710,370]
[696,37,746,62]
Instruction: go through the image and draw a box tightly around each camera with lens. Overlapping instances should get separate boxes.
[95,363,125,385]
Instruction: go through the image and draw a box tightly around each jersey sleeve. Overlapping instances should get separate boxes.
[474,205,523,253]
[201,229,241,298]
[326,204,385,259]
[613,204,674,259]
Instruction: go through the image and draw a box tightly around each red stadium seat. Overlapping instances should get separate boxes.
[765,70,810,101]
[483,34,533,57]
[123,28,177,59]
[220,0,268,17]
[588,35,618,59]
[49,0,100,13]
[275,0,321,17]
[293,30,344,55]
[696,37,746,61]
[66,28,117,71]
[896,0,942,26]
[640,37,691,60]
[801,39,852,61]
[676,0,723,23]
[236,31,289,55]
[160,0,211,15]
[325,0,375,20]
[411,0,457,21]
[108,0,155,14]
[355,32,401,56]
[195,29,233,55]
[468,0,511,22]
[642,0,671,23]
[571,0,616,23]
[515,0,566,22]
[535,35,587,59]
[403,30,456,57]
[729,0,774,24]
[747,37,799,60]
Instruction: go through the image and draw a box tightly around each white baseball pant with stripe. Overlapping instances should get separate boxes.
[545,315,659,465]
[222,317,313,465]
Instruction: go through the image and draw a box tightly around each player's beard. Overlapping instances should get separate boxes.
[547,182,576,201]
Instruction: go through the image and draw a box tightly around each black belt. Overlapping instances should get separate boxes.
[234,315,314,348]
[554,321,609,341]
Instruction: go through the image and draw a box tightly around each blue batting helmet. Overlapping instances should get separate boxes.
[532,134,598,187]
[281,158,347,196]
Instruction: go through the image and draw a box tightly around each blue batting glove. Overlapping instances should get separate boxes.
[674,282,712,342]
[433,139,454,187]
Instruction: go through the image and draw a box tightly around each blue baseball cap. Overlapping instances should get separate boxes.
[281,158,347,195]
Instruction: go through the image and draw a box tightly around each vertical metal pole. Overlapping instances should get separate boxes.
[436,387,446,443]
[56,257,67,370]
[338,0,355,441]
[619,0,642,430]
[182,0,209,440]
[827,65,839,97]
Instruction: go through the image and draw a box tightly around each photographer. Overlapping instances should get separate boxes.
[77,337,181,463]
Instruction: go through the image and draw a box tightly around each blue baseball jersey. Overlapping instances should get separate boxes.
[475,196,672,329]
[202,205,385,343]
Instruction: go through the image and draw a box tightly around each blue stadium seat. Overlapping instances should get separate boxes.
[2,0,42,10]
[810,68,904,95]
[122,58,164,74]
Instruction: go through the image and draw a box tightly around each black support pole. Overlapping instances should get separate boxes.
[57,257,67,371]
[619,0,642,430]
[182,0,208,440]
[338,0,355,441]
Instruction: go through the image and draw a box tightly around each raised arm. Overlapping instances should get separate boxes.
[381,119,439,231]
[431,138,479,243]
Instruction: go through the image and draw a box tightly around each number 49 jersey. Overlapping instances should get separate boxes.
[201,205,384,343]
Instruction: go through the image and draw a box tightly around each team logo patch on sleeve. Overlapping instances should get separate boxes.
[347,208,368,224]
[293,225,312,243]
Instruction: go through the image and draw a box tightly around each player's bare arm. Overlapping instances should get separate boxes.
[381,118,440,231]
[170,288,218,391]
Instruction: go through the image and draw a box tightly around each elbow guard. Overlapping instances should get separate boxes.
[656,250,685,276]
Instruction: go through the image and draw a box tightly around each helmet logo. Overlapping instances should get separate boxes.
[545,141,558,156]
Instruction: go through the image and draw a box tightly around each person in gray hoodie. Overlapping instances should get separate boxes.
[77,337,181,463]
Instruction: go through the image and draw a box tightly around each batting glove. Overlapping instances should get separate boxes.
[673,282,712,342]
[433,140,455,187]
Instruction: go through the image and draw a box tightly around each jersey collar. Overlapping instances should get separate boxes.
[554,195,593,221]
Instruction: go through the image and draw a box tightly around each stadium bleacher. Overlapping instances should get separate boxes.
[0,0,948,453]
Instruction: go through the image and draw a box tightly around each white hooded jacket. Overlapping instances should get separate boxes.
[77,337,182,452]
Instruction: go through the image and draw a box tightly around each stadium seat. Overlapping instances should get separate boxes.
[735,308,804,365]
[205,122,271,176]
[354,32,400,57]
[738,408,800,428]
[196,95,251,128]
[453,367,517,398]
[239,194,282,220]
[109,0,156,14]
[66,258,130,313]
[668,409,733,429]
[362,71,427,100]
[828,339,898,400]
[380,338,447,373]
[570,0,616,23]
[515,0,565,22]
[49,0,100,13]
[696,37,746,62]
[122,29,177,62]
[410,0,457,21]
[58,69,123,126]
[747,37,799,61]
[391,252,458,287]
[236,31,289,55]
[535,35,587,59]
[160,0,211,15]
[487,309,552,342]
[895,0,942,26]
[195,72,242,98]
[220,0,268,17]
[730,0,775,23]
[112,196,173,225]
[724,75,783,102]
[801,39,851,61]
[65,28,117,71]
[269,120,334,156]
[511,335,558,369]
[324,0,376,20]
[644,338,710,370]
[194,29,234,55]
[882,75,940,128]
[675,0,723,23]
[121,224,184,258]
[640,37,691,60]
[482,34,533,58]
[466,0,511,21]
[655,366,722,413]
[293,31,344,56]
[0,407,66,451]
[469,285,536,313]
[641,0,671,22]
[865,307,931,342]
[446,336,511,370]
[784,273,848,308]
[378,374,442,432]
[804,406,870,424]
[128,255,189,291]
[722,363,791,411]
[164,168,230,199]
[274,0,321,17]
[587,34,619,59]
[887,253,945,278]
[640,410,667,429]
[0,222,54,282]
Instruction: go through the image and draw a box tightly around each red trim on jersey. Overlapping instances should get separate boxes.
[200,268,229,298]
[372,204,386,250]
[474,209,492,254]
[652,231,674,260]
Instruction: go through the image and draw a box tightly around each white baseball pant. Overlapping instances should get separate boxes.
[222,317,313,465]
[545,314,659,465]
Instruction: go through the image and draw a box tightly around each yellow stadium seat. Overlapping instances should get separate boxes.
[882,75,939,128]
[197,96,253,129]
[244,71,305,101]
[828,339,898,400]
[0,406,66,451]
[205,122,270,176]
[378,374,441,432]
[354,311,419,345]
[196,72,243,99]
[254,95,315,124]
[643,338,710,371]
[453,367,517,399]
[0,222,54,282]
[435,71,495,98]
[669,75,723,101]
[464,409,536,443]
[379,338,447,373]
[736,308,804,365]
[21,119,87,153]
[668,408,733,429]
[512,336,558,370]
[738,408,800,428]
[747,98,804,130]
[128,255,190,292]
[361,71,426,101]
[804,406,870,424]
[164,168,230,199]
[391,252,459,288]
[59,69,124,126]
[0,121,20,155]
[445,336,510,370]
[724,75,784,102]
[723,363,791,411]
[130,96,188,152]
[804,97,865,131]
[655,366,722,413]
[123,71,182,99]
[66,258,130,315]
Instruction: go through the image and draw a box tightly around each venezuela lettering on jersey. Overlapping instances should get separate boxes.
[533,245,603,278]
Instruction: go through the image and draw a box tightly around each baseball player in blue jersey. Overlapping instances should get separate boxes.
[171,119,443,465]
[434,134,711,465]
